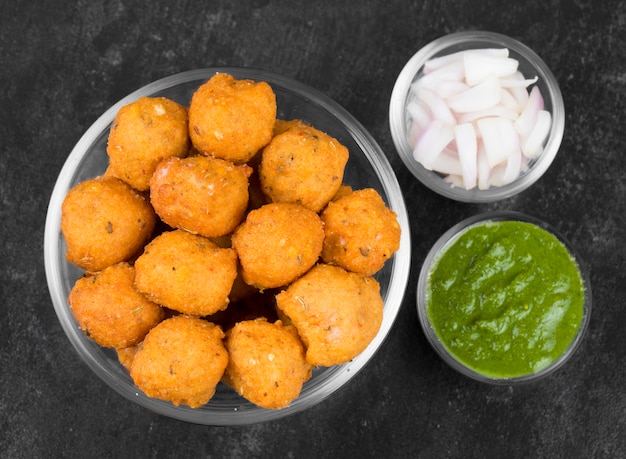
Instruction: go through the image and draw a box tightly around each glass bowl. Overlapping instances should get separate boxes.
[389,31,565,202]
[416,211,591,384]
[44,68,411,425]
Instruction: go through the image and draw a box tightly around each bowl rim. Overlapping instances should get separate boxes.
[389,30,565,203]
[44,67,412,425]
[416,210,592,384]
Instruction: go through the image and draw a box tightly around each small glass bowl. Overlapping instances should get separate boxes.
[416,211,591,384]
[389,31,565,202]
[44,68,411,425]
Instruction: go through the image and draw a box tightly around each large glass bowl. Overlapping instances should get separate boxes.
[389,31,565,202]
[44,68,411,425]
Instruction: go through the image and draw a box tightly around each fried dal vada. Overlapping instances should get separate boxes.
[259,120,349,212]
[129,315,228,408]
[106,96,190,191]
[69,262,165,349]
[61,176,157,272]
[223,319,312,409]
[275,263,383,366]
[188,73,276,163]
[150,155,251,238]
[321,188,401,275]
[134,229,238,316]
[231,202,324,289]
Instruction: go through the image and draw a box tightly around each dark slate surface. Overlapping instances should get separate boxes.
[1,1,625,457]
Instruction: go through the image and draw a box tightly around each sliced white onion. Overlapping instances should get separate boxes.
[505,71,531,108]
[522,110,552,159]
[500,88,522,112]
[463,53,518,86]
[455,123,478,190]
[501,141,523,184]
[456,104,519,124]
[418,87,457,125]
[447,76,502,113]
[477,143,491,190]
[412,119,455,170]
[407,100,431,132]
[415,60,465,90]
[405,47,552,191]
[477,117,518,168]
[429,80,470,99]
[500,75,538,88]
[515,85,544,138]
[423,48,509,73]
[430,148,463,176]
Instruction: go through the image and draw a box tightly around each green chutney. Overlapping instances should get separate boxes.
[426,220,586,379]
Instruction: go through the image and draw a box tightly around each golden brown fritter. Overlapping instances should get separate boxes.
[69,262,165,349]
[134,229,238,316]
[188,73,276,163]
[129,315,228,408]
[106,96,190,191]
[321,188,401,275]
[223,319,313,409]
[61,176,157,272]
[231,202,324,289]
[259,120,349,212]
[275,263,383,366]
[149,155,251,238]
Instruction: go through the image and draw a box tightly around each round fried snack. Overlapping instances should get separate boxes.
[321,188,401,275]
[107,96,190,191]
[223,319,312,409]
[275,264,383,366]
[61,176,157,272]
[231,202,324,289]
[69,262,165,349]
[259,120,349,212]
[188,73,276,163]
[130,315,228,408]
[150,155,251,238]
[134,229,238,316]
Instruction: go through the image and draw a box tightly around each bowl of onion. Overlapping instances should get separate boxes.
[389,31,565,202]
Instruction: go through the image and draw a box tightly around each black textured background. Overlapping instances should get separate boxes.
[2,1,625,457]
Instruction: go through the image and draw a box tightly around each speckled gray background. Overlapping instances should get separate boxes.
[1,1,625,457]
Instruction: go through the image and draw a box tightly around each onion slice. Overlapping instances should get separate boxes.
[423,48,509,73]
[515,85,545,138]
[477,117,518,168]
[454,123,478,190]
[463,53,519,86]
[418,87,457,125]
[522,110,552,159]
[412,119,455,170]
[447,76,501,113]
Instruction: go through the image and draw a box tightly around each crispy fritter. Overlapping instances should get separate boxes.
[130,315,228,408]
[61,176,157,272]
[275,263,383,366]
[223,319,313,409]
[321,188,401,275]
[106,96,190,191]
[259,120,349,212]
[134,229,238,316]
[150,155,251,238]
[231,202,324,289]
[69,262,164,348]
[188,73,276,163]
